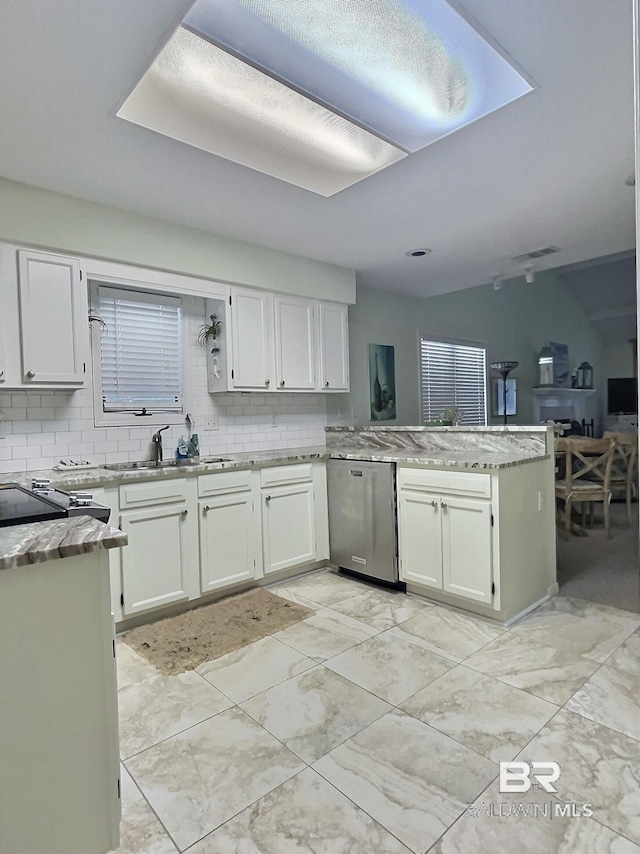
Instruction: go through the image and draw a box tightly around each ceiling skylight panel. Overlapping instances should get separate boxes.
[184,0,534,152]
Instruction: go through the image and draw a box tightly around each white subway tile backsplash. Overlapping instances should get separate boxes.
[0,296,328,471]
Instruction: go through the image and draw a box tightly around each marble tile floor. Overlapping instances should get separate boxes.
[110,569,640,854]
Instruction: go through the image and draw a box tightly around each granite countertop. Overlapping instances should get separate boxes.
[0,516,128,571]
[329,448,548,469]
[0,443,548,493]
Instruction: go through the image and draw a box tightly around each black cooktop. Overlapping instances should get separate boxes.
[0,484,67,527]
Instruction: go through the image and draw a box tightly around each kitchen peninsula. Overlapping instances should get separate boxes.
[0,517,126,854]
[1,425,556,631]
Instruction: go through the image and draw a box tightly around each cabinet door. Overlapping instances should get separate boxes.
[199,493,255,592]
[120,504,191,615]
[441,497,493,604]
[262,483,316,574]
[318,302,349,390]
[17,250,87,384]
[397,489,443,588]
[274,296,315,390]
[230,288,272,390]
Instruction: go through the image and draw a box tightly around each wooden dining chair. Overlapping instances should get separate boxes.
[554,437,616,539]
[603,431,638,526]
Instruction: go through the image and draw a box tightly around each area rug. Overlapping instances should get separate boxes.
[123,587,313,675]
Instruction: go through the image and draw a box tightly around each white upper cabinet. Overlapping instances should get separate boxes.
[0,245,89,389]
[274,296,315,391]
[230,288,273,390]
[18,250,88,385]
[318,302,349,391]
[208,285,350,394]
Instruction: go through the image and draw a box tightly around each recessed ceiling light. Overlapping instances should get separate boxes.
[406,248,433,257]
[625,173,636,187]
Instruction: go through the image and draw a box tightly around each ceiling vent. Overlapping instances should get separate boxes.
[511,246,561,263]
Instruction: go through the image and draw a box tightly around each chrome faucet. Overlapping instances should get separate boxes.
[151,425,170,463]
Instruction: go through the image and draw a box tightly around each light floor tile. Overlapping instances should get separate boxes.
[400,665,558,762]
[324,631,453,705]
[125,707,304,851]
[519,709,640,844]
[510,609,639,664]
[387,606,504,663]
[118,670,232,759]
[270,571,372,608]
[274,608,378,661]
[329,587,433,630]
[108,766,178,854]
[268,584,322,611]
[313,709,497,854]
[538,595,640,631]
[432,778,640,854]
[197,635,315,704]
[566,633,640,742]
[188,768,411,853]
[116,638,159,689]
[464,631,600,705]
[240,665,391,763]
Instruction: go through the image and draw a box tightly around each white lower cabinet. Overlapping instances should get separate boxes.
[398,467,494,607]
[110,462,327,623]
[198,469,259,592]
[118,478,198,617]
[261,464,316,574]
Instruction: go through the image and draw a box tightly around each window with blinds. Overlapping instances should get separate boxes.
[96,285,183,413]
[420,338,487,425]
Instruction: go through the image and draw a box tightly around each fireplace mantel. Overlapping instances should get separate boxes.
[531,387,596,424]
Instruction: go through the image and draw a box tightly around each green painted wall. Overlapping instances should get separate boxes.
[0,178,356,303]
[330,270,605,428]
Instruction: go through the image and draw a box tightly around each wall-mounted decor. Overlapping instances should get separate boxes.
[368,343,396,420]
[492,378,517,417]
[549,341,570,388]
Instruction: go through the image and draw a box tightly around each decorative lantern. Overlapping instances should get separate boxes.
[576,361,593,389]
[537,345,555,387]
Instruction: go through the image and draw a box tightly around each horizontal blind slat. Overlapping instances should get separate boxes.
[420,338,487,425]
[98,287,182,413]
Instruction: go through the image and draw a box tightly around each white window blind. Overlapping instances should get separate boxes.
[420,338,487,425]
[97,286,182,413]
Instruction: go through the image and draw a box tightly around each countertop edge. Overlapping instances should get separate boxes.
[0,517,127,571]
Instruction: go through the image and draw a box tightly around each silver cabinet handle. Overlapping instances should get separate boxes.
[325,381,330,387]
[203,505,210,513]
[441,501,447,509]
[431,500,438,508]
[0,369,4,377]
[180,508,188,517]
[265,378,270,387]
[265,494,271,503]
[280,380,285,387]
[26,370,35,378]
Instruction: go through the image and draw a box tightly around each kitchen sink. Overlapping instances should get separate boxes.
[102,458,229,472]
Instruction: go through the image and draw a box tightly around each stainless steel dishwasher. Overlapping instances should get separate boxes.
[327,458,402,587]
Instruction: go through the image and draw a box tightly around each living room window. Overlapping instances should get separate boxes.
[89,283,183,427]
[420,337,487,425]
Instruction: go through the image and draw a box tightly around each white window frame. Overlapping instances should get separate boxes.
[89,280,187,428]
[418,335,488,426]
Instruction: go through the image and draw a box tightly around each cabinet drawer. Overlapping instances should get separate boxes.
[398,467,491,499]
[119,478,187,509]
[199,469,252,497]
[260,463,313,488]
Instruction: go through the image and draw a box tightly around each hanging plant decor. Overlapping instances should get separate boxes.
[198,315,223,352]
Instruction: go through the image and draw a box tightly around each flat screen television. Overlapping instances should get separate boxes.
[607,377,638,414]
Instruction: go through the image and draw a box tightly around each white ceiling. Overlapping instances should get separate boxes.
[0,0,635,298]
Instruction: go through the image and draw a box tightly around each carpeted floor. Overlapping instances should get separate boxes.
[123,587,313,675]
[556,501,640,612]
